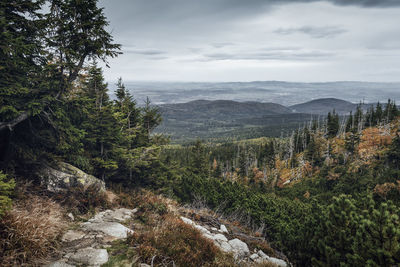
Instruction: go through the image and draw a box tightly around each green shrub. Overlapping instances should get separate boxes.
[0,172,15,217]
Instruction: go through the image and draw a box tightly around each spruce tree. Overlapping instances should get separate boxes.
[81,63,119,180]
[327,110,339,138]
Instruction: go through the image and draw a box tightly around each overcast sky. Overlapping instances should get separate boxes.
[98,0,400,83]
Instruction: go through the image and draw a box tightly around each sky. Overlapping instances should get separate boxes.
[98,0,400,83]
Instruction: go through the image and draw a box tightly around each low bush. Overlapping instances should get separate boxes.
[128,214,219,266]
[52,184,112,214]
[0,171,15,217]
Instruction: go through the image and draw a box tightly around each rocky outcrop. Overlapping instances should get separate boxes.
[46,208,136,267]
[180,216,288,266]
[36,162,105,192]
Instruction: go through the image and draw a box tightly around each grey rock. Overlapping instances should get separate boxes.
[180,216,195,226]
[267,256,287,267]
[37,162,105,192]
[258,249,268,259]
[203,233,214,240]
[212,233,228,242]
[140,264,151,267]
[62,230,86,242]
[67,213,75,221]
[89,208,135,223]
[255,251,288,267]
[69,247,108,266]
[217,240,233,253]
[250,253,260,261]
[194,224,211,235]
[46,260,75,267]
[82,221,133,239]
[219,224,228,233]
[228,238,250,257]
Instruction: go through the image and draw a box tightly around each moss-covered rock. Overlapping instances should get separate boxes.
[36,162,105,192]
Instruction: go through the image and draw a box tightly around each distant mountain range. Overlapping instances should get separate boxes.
[289,98,375,115]
[155,98,377,143]
[112,81,400,107]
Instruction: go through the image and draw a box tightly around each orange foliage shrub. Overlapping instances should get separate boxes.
[358,127,392,162]
[373,181,400,199]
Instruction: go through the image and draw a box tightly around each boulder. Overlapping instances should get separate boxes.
[194,224,211,235]
[212,233,228,242]
[250,253,260,261]
[228,238,250,257]
[258,249,268,259]
[46,260,75,267]
[69,247,108,266]
[82,221,133,239]
[36,162,105,192]
[180,216,195,226]
[267,257,287,267]
[219,224,228,233]
[88,208,135,223]
[217,240,233,253]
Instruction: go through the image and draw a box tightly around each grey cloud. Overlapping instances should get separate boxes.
[202,50,334,61]
[124,49,166,55]
[211,42,235,48]
[275,26,347,38]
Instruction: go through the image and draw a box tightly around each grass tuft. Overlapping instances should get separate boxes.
[0,195,66,266]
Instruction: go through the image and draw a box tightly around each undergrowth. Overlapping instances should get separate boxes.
[0,195,66,266]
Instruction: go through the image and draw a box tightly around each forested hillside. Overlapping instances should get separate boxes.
[160,102,400,266]
[1,0,400,266]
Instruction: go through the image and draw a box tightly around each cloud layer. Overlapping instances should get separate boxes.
[99,0,400,82]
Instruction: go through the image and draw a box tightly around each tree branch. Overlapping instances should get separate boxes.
[0,111,30,132]
[68,52,88,83]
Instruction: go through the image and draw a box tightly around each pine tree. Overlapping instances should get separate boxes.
[327,110,339,138]
[345,111,354,133]
[351,197,400,266]
[312,195,359,266]
[387,132,400,169]
[142,97,162,143]
[0,0,120,170]
[190,140,209,177]
[375,102,383,124]
[81,63,119,180]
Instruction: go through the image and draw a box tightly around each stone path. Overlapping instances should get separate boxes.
[180,216,288,267]
[47,208,137,267]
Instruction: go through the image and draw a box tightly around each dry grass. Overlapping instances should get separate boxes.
[0,195,67,266]
[180,197,279,258]
[52,184,112,214]
[128,214,220,267]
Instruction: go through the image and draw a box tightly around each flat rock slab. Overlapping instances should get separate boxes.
[62,230,86,242]
[89,208,137,223]
[46,260,75,267]
[82,221,133,239]
[69,247,108,266]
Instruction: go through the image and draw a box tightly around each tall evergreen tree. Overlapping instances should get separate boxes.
[0,0,121,171]
[81,63,119,180]
[327,110,339,138]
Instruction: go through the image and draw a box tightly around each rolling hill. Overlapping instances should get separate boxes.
[289,98,371,115]
[154,99,336,143]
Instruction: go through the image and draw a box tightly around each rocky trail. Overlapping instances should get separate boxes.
[46,208,136,267]
[180,216,287,267]
[46,206,288,267]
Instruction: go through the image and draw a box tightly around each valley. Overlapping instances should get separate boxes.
[155,98,377,143]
